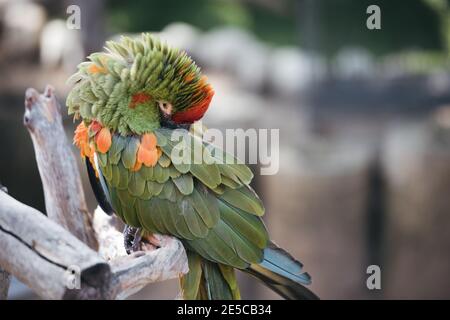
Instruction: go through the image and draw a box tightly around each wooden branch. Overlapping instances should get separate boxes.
[92,207,188,299]
[0,86,188,299]
[24,86,97,250]
[0,184,11,300]
[0,268,10,300]
[0,190,112,299]
[0,189,188,299]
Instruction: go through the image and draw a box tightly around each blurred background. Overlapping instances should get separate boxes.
[1,0,450,299]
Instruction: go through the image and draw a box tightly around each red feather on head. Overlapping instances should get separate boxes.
[173,84,214,124]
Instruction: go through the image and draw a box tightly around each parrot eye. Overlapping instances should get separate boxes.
[158,101,173,116]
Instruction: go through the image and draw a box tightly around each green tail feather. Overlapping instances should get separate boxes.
[181,251,240,300]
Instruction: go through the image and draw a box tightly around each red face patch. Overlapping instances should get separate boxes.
[129,92,152,109]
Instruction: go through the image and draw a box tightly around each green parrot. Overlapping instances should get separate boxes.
[67,33,317,300]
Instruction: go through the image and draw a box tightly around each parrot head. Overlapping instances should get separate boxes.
[66,33,214,136]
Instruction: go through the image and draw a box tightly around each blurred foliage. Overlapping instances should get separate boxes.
[307,0,445,56]
[106,0,298,46]
[106,0,447,57]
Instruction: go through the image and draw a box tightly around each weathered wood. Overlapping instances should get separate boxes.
[24,85,98,250]
[0,191,188,300]
[109,234,188,300]
[0,85,189,299]
[93,207,188,299]
[0,183,11,300]
[0,268,10,300]
[0,190,112,299]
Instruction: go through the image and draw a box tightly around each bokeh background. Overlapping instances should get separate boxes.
[1,0,450,299]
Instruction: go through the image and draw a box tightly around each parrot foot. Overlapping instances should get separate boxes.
[145,233,161,248]
[123,225,142,254]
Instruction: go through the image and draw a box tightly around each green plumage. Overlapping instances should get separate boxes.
[95,128,269,299]
[67,33,315,300]
[99,129,268,268]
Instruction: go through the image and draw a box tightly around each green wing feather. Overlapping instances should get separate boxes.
[181,251,240,300]
[181,251,203,299]
[98,129,269,271]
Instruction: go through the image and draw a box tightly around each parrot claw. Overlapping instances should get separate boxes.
[131,231,142,252]
[123,225,142,254]
[145,233,161,247]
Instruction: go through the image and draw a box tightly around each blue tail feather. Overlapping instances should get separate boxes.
[246,242,318,300]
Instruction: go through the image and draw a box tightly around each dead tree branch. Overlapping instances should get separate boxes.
[0,86,188,299]
[93,207,188,299]
[24,86,97,250]
[0,190,111,299]
[0,268,10,300]
[0,183,11,300]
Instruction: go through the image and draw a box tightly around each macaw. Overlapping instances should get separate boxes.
[67,33,317,300]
